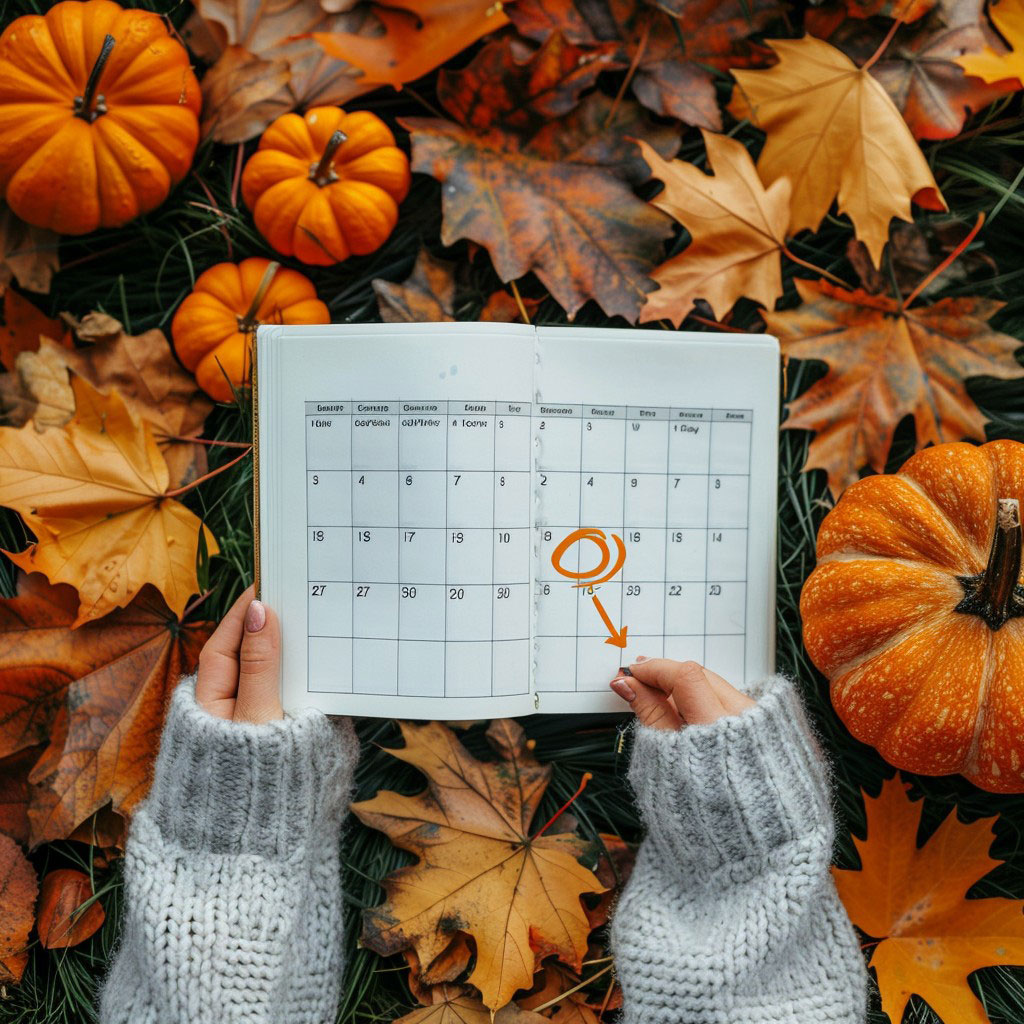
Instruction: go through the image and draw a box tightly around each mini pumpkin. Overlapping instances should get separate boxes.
[800,440,1024,793]
[171,258,330,403]
[0,0,201,235]
[241,106,411,266]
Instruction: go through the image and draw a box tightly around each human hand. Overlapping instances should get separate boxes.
[195,584,284,723]
[609,657,757,730]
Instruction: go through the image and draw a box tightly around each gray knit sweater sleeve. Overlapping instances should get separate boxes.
[97,671,361,1024]
[608,673,871,1024]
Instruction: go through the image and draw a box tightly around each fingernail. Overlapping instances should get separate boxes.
[610,678,636,701]
[618,666,634,677]
[245,599,266,633]
[634,655,649,663]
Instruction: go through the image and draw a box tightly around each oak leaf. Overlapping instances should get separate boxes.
[353,717,608,1010]
[729,35,947,266]
[832,775,1024,1024]
[808,0,1016,140]
[0,833,36,984]
[0,377,219,625]
[957,0,1024,85]
[400,78,677,321]
[36,868,104,949]
[509,0,783,130]
[374,249,456,323]
[315,0,509,89]
[636,131,791,324]
[0,202,59,296]
[770,278,1024,497]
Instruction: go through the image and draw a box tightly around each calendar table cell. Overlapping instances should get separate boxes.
[398,404,447,468]
[398,584,446,641]
[577,582,622,636]
[399,472,446,528]
[710,414,752,474]
[308,526,351,581]
[446,641,495,696]
[580,409,626,471]
[353,527,399,582]
[625,410,669,470]
[535,635,576,691]
[623,474,668,527]
[493,583,530,641]
[537,528,569,582]
[707,528,747,580]
[353,583,399,639]
[536,471,581,527]
[493,527,530,582]
[706,582,745,634]
[621,581,664,639]
[621,528,666,582]
[446,584,492,640]
[492,639,530,695]
[308,637,353,692]
[308,471,350,526]
[447,528,494,584]
[576,637,621,691]
[536,408,582,471]
[447,471,494,528]
[398,528,446,584]
[666,529,706,581]
[494,405,532,469]
[668,413,712,474]
[494,471,531,527]
[306,414,352,471]
[535,580,577,634]
[708,474,749,529]
[664,634,706,665]
[352,471,399,526]
[448,403,497,470]
[580,473,624,525]
[398,641,444,696]
[353,638,398,694]
[705,634,744,683]
[667,474,708,528]
[664,581,705,635]
[308,582,352,637]
[351,404,398,469]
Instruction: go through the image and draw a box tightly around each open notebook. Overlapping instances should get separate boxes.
[255,323,779,719]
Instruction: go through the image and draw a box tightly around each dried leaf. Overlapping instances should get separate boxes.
[395,991,551,1024]
[66,805,126,852]
[772,278,1024,496]
[957,0,1024,85]
[729,35,947,266]
[636,131,791,323]
[315,0,509,88]
[833,775,1024,1024]
[353,717,607,1010]
[373,249,456,322]
[0,202,59,296]
[187,1,376,142]
[808,0,1016,140]
[509,0,783,130]
[400,87,676,321]
[0,378,219,625]
[480,290,541,323]
[36,868,104,949]
[0,747,40,844]
[0,286,67,370]
[0,833,36,984]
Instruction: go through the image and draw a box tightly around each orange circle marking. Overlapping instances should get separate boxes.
[551,528,626,587]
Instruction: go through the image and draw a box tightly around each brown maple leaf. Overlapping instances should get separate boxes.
[373,249,457,323]
[808,0,1017,140]
[394,988,552,1024]
[636,131,792,323]
[509,0,783,130]
[729,34,947,267]
[400,47,677,323]
[354,717,608,1010]
[186,0,378,142]
[36,868,105,949]
[314,0,509,89]
[833,775,1024,1024]
[0,833,36,984]
[957,0,1024,85]
[0,202,59,296]
[0,377,219,625]
[770,278,1024,497]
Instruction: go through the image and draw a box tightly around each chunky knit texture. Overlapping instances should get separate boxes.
[608,673,870,1023]
[99,670,869,1023]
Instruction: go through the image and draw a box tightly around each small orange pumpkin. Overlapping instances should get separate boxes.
[171,258,330,403]
[241,106,411,266]
[800,439,1024,793]
[0,0,201,235]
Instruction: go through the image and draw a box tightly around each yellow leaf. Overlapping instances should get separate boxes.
[957,0,1024,87]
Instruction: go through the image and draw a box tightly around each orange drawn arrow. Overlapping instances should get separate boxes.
[591,593,628,648]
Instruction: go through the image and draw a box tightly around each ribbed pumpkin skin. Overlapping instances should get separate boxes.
[241,106,411,266]
[800,439,1024,793]
[0,0,201,234]
[171,258,330,403]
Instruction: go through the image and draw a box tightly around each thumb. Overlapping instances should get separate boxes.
[235,599,284,724]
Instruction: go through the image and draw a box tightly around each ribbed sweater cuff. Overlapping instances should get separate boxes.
[142,672,361,858]
[625,673,836,878]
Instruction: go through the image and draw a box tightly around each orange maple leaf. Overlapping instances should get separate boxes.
[0,376,219,625]
[770,278,1024,497]
[729,35,947,266]
[833,775,1024,1024]
[353,717,608,1011]
[637,131,791,324]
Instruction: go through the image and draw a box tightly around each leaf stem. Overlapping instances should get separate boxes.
[605,14,651,128]
[163,446,252,499]
[529,962,615,1014]
[780,244,847,287]
[509,279,531,324]
[530,771,593,840]
[861,13,905,72]
[152,433,251,449]
[903,212,985,308]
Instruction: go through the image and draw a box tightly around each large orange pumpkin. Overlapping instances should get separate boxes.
[0,0,201,235]
[241,106,411,266]
[801,440,1024,793]
[171,258,330,404]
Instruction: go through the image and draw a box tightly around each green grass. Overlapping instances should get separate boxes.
[2,3,1024,1022]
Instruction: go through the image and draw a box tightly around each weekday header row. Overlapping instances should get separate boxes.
[305,401,753,422]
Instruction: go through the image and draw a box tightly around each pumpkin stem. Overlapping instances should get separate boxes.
[74,34,116,122]
[955,497,1024,631]
[310,130,348,187]
[237,261,281,333]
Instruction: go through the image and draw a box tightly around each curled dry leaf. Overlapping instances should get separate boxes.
[373,249,456,323]
[0,377,219,625]
[0,833,36,984]
[353,717,607,1010]
[957,0,1024,85]
[0,201,59,296]
[833,775,1024,1023]
[636,132,791,324]
[36,868,105,949]
[772,278,1024,496]
[729,35,947,266]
